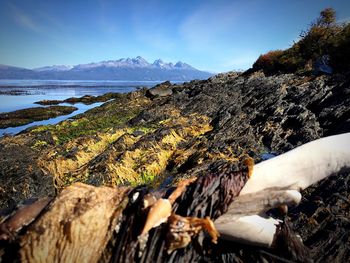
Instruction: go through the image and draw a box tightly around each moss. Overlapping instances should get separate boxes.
[127,124,158,135]
[31,125,54,133]
[130,171,157,187]
[31,140,48,149]
[30,91,151,146]
[26,98,214,191]
[50,111,139,145]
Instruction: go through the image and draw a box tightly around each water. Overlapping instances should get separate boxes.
[0,102,104,136]
[0,79,162,136]
[0,80,162,113]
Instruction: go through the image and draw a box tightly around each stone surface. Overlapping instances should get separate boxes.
[0,71,349,261]
[146,81,173,98]
[1,72,350,208]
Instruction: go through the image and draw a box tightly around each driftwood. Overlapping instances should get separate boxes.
[1,184,129,262]
[0,165,248,262]
[1,166,349,262]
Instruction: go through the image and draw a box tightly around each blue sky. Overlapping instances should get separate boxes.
[0,0,349,73]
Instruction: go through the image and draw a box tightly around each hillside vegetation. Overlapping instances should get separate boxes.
[253,8,350,75]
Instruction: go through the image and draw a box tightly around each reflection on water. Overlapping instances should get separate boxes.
[0,79,162,87]
[0,80,159,112]
[0,87,132,113]
[0,80,164,136]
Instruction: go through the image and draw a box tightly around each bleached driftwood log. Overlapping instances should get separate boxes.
[215,132,350,250]
[1,167,248,262]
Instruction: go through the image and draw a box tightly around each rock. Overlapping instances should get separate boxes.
[314,55,333,75]
[146,81,173,98]
[0,71,350,261]
[34,100,61,105]
[132,130,145,137]
[35,92,122,106]
[1,73,350,207]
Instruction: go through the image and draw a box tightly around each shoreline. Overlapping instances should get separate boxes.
[0,71,349,261]
[0,93,126,134]
[0,105,78,129]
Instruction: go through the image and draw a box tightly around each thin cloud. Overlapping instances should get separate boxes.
[8,2,42,33]
[179,2,246,50]
[8,2,69,38]
[7,2,84,60]
[134,29,175,51]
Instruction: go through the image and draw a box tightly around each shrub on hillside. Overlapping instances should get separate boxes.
[253,50,283,74]
[330,23,350,72]
[252,8,349,75]
[277,44,306,73]
[298,8,340,62]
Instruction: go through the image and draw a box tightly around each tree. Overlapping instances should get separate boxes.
[251,7,349,75]
[296,7,341,69]
[318,7,336,27]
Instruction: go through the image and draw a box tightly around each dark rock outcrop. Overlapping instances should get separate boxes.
[0,71,349,261]
[145,81,173,99]
[1,72,350,206]
[35,93,124,105]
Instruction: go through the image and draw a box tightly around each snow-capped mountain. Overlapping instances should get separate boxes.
[34,65,73,72]
[71,56,196,70]
[0,57,213,81]
[152,59,173,69]
[174,61,194,70]
[73,56,151,70]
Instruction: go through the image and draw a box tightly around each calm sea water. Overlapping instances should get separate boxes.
[0,80,162,136]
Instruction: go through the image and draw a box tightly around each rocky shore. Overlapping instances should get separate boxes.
[0,71,349,261]
[34,92,124,105]
[0,106,78,129]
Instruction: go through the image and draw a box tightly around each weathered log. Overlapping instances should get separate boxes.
[109,165,248,262]
[1,163,349,262]
[0,164,248,262]
[18,183,129,263]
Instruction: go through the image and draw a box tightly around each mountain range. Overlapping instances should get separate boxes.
[0,56,213,81]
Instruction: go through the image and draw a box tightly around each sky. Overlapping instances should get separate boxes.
[0,0,349,73]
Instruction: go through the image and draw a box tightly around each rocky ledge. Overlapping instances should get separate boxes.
[0,106,78,129]
[0,71,349,261]
[35,92,125,105]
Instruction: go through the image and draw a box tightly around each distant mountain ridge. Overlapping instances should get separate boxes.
[0,57,213,81]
